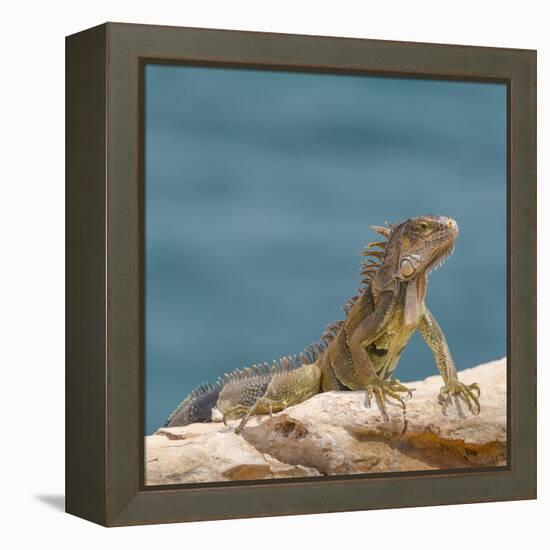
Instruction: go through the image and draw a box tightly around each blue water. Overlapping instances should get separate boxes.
[145,65,506,434]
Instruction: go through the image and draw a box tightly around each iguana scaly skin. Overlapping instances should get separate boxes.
[165,215,480,433]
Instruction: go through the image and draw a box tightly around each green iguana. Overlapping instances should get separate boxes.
[165,215,480,434]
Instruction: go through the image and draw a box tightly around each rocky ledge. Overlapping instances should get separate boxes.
[145,357,507,485]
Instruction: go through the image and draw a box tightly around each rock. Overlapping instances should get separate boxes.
[145,358,506,484]
[145,422,320,485]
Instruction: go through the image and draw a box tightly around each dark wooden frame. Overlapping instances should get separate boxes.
[66,22,537,527]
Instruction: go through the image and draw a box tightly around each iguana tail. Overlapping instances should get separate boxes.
[163,312,354,430]
[164,381,223,427]
[164,344,328,428]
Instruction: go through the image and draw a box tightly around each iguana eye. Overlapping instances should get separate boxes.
[417,221,429,231]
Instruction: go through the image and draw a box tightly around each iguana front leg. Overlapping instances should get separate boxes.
[347,291,413,418]
[418,305,480,414]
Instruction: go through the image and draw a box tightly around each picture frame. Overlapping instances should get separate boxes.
[66,22,536,526]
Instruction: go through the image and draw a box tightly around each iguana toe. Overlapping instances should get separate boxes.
[438,380,481,415]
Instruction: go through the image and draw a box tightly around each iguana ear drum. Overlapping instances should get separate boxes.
[400,258,415,278]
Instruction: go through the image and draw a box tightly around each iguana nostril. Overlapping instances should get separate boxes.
[446,218,458,232]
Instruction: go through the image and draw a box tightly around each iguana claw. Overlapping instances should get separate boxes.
[223,399,288,434]
[222,405,250,427]
[438,380,481,415]
[387,378,415,400]
[364,377,414,420]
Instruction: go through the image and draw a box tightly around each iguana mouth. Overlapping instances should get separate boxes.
[421,216,458,275]
[427,242,456,275]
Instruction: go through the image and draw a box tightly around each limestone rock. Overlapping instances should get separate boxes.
[145,422,320,485]
[145,358,506,484]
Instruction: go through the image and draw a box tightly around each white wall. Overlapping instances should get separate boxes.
[1,1,546,548]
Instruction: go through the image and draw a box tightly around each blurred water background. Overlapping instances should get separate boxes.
[145,65,506,434]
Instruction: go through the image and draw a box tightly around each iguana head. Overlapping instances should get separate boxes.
[392,215,458,281]
[363,215,458,302]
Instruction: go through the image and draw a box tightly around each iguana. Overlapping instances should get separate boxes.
[165,215,480,434]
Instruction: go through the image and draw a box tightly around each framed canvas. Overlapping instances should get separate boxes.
[66,22,536,526]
